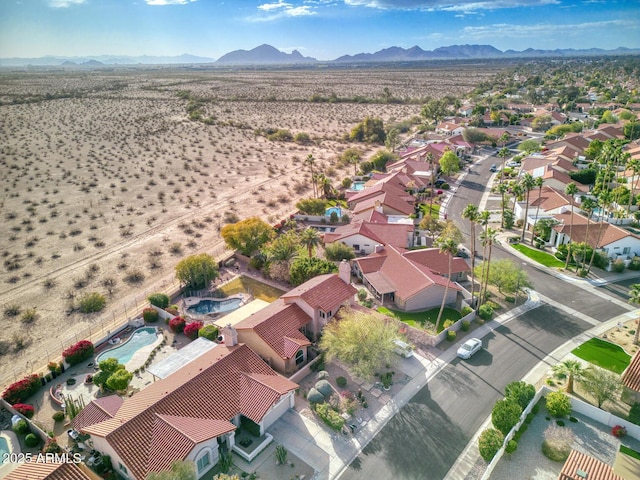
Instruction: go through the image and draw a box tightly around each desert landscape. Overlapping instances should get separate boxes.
[0,63,503,387]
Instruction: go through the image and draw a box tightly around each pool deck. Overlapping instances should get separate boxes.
[182,292,247,308]
[96,328,164,373]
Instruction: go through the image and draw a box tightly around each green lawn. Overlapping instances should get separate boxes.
[511,243,565,268]
[571,337,632,374]
[378,306,461,333]
[420,203,440,217]
[219,275,284,303]
[620,445,640,461]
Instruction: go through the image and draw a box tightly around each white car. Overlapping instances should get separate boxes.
[393,339,414,358]
[506,161,521,167]
[457,338,482,359]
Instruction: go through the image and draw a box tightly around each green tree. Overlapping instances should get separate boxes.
[564,183,579,271]
[319,309,399,379]
[532,114,553,132]
[324,242,356,262]
[341,148,362,175]
[462,204,479,306]
[299,227,321,258]
[629,284,640,345]
[145,460,196,480]
[519,173,536,242]
[600,110,617,124]
[518,139,541,154]
[434,236,458,332]
[289,257,337,286]
[478,428,504,462]
[439,150,460,177]
[552,359,585,394]
[505,381,535,410]
[584,138,604,160]
[148,293,170,309]
[221,217,275,256]
[419,214,444,241]
[421,98,448,125]
[369,150,397,172]
[624,122,640,141]
[175,253,219,290]
[530,177,545,245]
[497,147,510,184]
[480,258,532,294]
[296,198,327,215]
[385,127,400,152]
[479,227,498,307]
[78,292,106,313]
[546,391,572,418]
[106,369,133,392]
[580,366,622,408]
[349,117,386,144]
[492,398,523,435]
[496,183,509,229]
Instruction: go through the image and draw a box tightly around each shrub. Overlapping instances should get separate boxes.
[198,324,219,341]
[570,417,578,423]
[542,424,573,462]
[447,330,457,341]
[13,419,28,434]
[336,376,347,388]
[461,320,471,332]
[142,308,159,323]
[629,402,640,425]
[478,428,504,462]
[62,340,94,366]
[2,374,41,404]
[441,183,450,190]
[492,398,523,435]
[461,306,473,316]
[443,319,455,329]
[357,288,368,302]
[505,439,518,454]
[315,379,333,397]
[478,304,493,320]
[316,370,329,380]
[42,439,62,454]
[325,242,356,261]
[52,411,65,422]
[13,403,35,419]
[505,381,535,410]
[314,402,345,431]
[307,388,324,404]
[169,316,186,334]
[78,292,106,313]
[183,321,203,340]
[546,391,572,418]
[556,420,565,427]
[275,444,288,465]
[611,425,627,437]
[25,433,39,448]
[148,293,170,309]
[611,258,625,273]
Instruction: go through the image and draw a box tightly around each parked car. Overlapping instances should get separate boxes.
[506,161,521,167]
[457,338,482,359]
[393,339,414,358]
[489,164,498,172]
[434,179,446,187]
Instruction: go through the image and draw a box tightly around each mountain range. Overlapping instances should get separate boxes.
[2,44,638,67]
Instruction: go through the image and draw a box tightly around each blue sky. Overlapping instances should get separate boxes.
[1,0,639,59]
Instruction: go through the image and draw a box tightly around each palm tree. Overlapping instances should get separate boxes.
[530,177,545,246]
[434,237,458,332]
[304,154,317,198]
[627,158,640,215]
[587,193,610,273]
[552,359,585,394]
[629,284,640,345]
[519,173,536,242]
[495,183,509,229]
[426,152,436,212]
[511,182,524,215]
[299,227,321,258]
[477,210,490,306]
[497,147,510,184]
[564,183,579,271]
[479,227,498,307]
[462,204,479,307]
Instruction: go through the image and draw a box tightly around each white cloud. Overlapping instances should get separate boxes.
[250,1,317,21]
[258,0,292,11]
[145,0,198,5]
[462,18,638,39]
[48,0,86,8]
[343,0,559,11]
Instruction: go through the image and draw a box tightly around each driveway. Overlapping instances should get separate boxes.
[340,305,593,480]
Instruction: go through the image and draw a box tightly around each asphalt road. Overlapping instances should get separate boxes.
[342,305,593,480]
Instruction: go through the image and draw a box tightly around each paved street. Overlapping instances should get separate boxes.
[341,305,593,480]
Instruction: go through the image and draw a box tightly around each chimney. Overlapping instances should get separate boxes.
[338,260,351,284]
[374,244,384,253]
[374,200,383,213]
[221,323,238,347]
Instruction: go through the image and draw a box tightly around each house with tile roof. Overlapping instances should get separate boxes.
[621,350,640,404]
[4,460,99,480]
[323,220,414,254]
[514,185,574,224]
[558,450,623,480]
[353,245,466,311]
[72,343,298,480]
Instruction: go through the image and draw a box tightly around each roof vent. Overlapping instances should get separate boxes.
[576,469,588,479]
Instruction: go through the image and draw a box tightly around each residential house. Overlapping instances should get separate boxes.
[352,245,467,311]
[546,134,591,157]
[73,342,298,480]
[232,266,356,373]
[558,450,624,480]
[323,220,414,254]
[4,461,99,480]
[622,350,640,404]
[514,185,573,224]
[435,121,465,136]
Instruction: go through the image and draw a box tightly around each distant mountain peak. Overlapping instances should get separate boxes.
[215,44,316,65]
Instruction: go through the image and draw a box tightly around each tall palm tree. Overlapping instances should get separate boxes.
[627,158,640,215]
[530,177,545,245]
[519,173,536,242]
[299,227,321,258]
[426,152,436,212]
[479,227,498,307]
[511,182,524,215]
[497,147,510,184]
[434,237,458,332]
[587,194,609,273]
[304,154,317,199]
[629,284,640,345]
[580,196,597,265]
[477,210,491,306]
[462,204,479,306]
[552,359,585,394]
[496,183,509,228]
[564,183,579,271]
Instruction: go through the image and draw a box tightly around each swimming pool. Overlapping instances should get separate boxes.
[96,327,158,365]
[325,206,342,217]
[187,297,243,315]
[350,181,365,191]
[0,436,9,459]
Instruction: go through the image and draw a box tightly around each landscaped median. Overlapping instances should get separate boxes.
[571,338,632,375]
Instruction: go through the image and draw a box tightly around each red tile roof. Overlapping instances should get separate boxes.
[528,185,572,212]
[552,212,638,248]
[4,462,95,480]
[558,450,623,480]
[80,344,297,480]
[282,273,357,312]
[622,351,640,393]
[235,298,311,359]
[351,192,415,216]
[72,394,123,431]
[323,220,412,249]
[402,248,470,276]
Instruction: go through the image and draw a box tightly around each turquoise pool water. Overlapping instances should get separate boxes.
[0,436,10,459]
[96,327,158,365]
[325,206,342,217]
[187,297,243,315]
[350,181,365,191]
